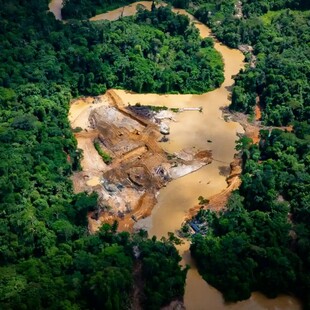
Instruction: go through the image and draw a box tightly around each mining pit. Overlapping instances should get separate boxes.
[69,90,212,232]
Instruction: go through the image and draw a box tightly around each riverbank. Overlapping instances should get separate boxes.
[184,103,294,221]
[185,154,242,221]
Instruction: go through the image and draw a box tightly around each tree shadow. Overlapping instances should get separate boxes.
[225,85,233,92]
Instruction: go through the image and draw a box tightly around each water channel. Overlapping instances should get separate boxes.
[49,1,301,309]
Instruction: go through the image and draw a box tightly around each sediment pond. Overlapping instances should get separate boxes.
[50,1,301,309]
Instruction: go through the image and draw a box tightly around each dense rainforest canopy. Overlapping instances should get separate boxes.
[1,1,224,96]
[192,0,310,126]
[62,0,136,18]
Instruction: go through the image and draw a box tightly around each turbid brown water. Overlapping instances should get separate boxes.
[50,1,301,309]
[48,0,62,20]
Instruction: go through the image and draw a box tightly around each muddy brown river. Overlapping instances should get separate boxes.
[49,0,62,20]
[50,1,301,309]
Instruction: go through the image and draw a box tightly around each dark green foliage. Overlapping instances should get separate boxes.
[0,1,192,309]
[192,0,310,126]
[166,0,190,9]
[231,10,309,126]
[133,7,224,93]
[138,236,188,309]
[62,0,137,19]
[94,141,112,164]
[62,0,191,18]
[0,4,224,96]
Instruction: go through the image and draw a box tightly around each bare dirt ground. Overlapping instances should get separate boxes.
[70,90,212,233]
[255,98,262,121]
[76,131,107,172]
